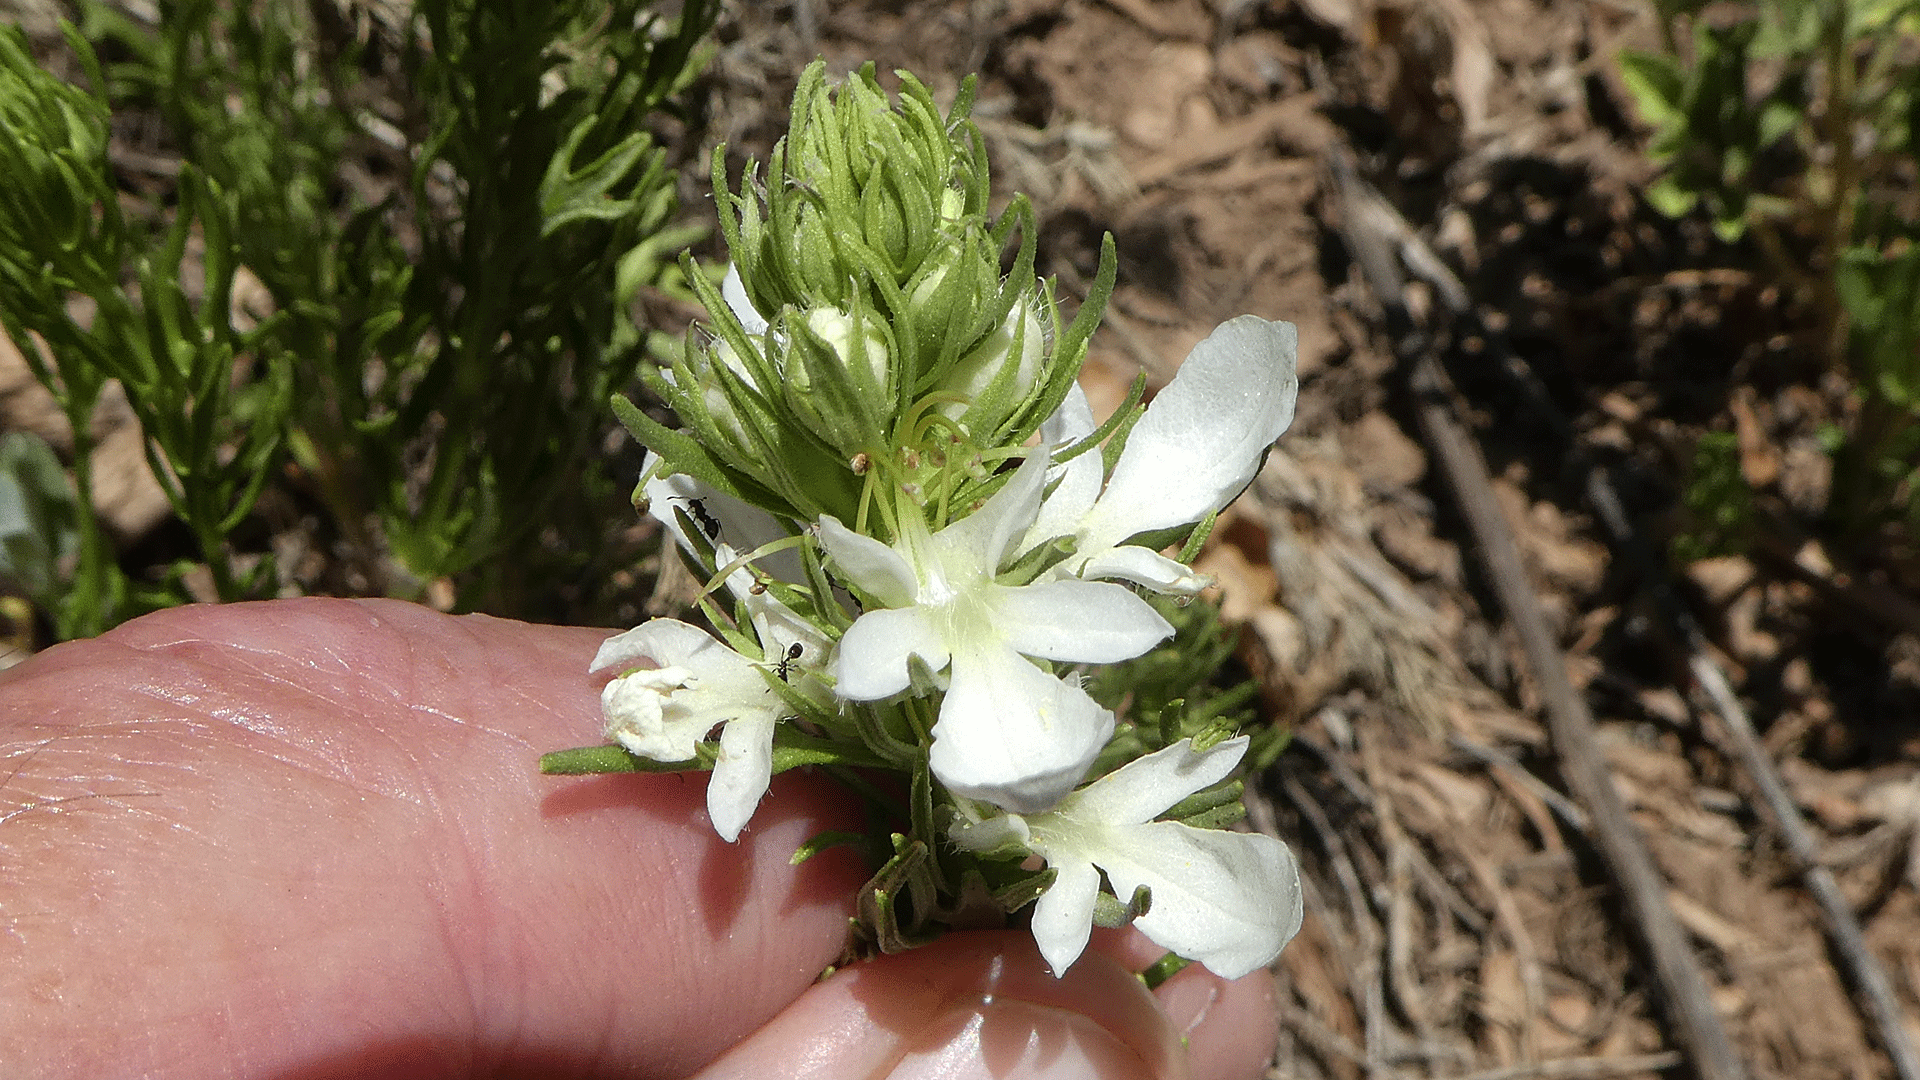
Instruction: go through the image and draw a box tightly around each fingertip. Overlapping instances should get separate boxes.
[1085,926,1279,1080]
[693,931,1188,1080]
[1152,962,1278,1080]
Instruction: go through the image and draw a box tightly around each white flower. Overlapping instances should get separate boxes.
[1032,316,1299,595]
[950,736,1304,980]
[641,456,805,585]
[594,572,827,843]
[820,452,1175,812]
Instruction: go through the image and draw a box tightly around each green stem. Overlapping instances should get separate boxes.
[1819,2,1875,537]
[1820,6,1857,374]
[64,415,118,639]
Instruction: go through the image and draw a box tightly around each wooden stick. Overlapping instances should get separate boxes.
[1550,458,1920,1080]
[1406,354,1751,1080]
[1687,647,1920,1079]
[1328,149,1753,1080]
[1457,1050,1685,1080]
[1335,140,1920,1080]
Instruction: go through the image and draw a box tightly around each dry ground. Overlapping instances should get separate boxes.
[7,1,1920,1077]
[710,3,1920,1078]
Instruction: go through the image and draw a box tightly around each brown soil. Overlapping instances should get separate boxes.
[709,3,1920,1078]
[9,1,1920,1077]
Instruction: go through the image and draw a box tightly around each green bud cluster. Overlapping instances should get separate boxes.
[631,61,1113,535]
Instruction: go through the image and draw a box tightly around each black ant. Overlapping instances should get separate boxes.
[822,568,863,615]
[674,497,721,541]
[773,642,803,682]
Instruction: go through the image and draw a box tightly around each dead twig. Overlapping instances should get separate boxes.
[1132,98,1333,187]
[1686,645,1920,1080]
[1399,169,1920,1080]
[1456,1050,1686,1080]
[1448,734,1591,833]
[1282,1000,1410,1080]
[1281,771,1404,1076]
[1358,733,1439,1046]
[1328,147,1753,1080]
[1337,130,1920,1080]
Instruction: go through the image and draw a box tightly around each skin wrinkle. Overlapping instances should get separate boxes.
[146,678,440,809]
[3,605,502,1071]
[353,617,586,1062]
[428,786,518,1072]
[21,712,428,815]
[406,701,532,746]
[104,644,388,781]
[0,739,43,787]
[5,742,409,980]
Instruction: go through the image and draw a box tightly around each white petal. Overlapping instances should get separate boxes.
[708,711,777,843]
[832,607,949,701]
[993,579,1173,664]
[1029,859,1102,977]
[1028,452,1103,553]
[1069,737,1250,825]
[948,812,1033,854]
[642,457,805,585]
[1040,380,1097,445]
[603,671,707,761]
[744,587,832,675]
[1076,545,1212,596]
[1029,383,1105,548]
[1086,822,1303,981]
[721,263,770,337]
[930,450,1050,575]
[817,515,920,608]
[1078,316,1297,551]
[930,647,1112,813]
[591,618,729,674]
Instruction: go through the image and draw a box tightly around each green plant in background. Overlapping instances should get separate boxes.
[1,26,136,637]
[0,432,87,629]
[0,0,714,637]
[1672,431,1758,561]
[1620,0,1920,544]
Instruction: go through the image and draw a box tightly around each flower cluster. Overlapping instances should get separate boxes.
[551,62,1305,981]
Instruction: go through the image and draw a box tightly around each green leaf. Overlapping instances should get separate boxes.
[1140,951,1192,990]
[539,119,659,235]
[1757,96,1803,147]
[789,830,868,866]
[1618,51,1688,130]
[0,432,81,603]
[1644,175,1701,219]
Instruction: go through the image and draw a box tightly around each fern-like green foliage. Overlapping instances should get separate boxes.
[1086,592,1270,771]
[0,1,716,636]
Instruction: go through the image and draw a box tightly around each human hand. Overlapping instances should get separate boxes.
[0,598,1278,1078]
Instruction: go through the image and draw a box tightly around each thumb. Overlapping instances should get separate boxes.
[696,931,1278,1080]
[0,597,867,1078]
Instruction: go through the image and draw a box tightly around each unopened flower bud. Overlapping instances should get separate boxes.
[936,295,1050,433]
[786,305,894,451]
